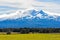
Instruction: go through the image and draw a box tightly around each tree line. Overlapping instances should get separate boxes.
[0,28,60,34]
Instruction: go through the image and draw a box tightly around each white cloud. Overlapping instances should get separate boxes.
[32,2,60,13]
[0,0,35,8]
[0,0,60,13]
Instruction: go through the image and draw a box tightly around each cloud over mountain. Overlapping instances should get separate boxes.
[0,8,60,21]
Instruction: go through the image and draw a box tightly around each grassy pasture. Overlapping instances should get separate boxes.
[0,33,60,40]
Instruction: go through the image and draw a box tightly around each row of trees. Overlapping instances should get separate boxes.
[0,28,60,34]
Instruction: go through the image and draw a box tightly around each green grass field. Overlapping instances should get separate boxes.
[0,33,60,40]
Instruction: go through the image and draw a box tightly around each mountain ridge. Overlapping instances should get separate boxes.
[0,9,60,28]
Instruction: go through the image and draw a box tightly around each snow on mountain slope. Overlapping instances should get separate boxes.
[0,8,60,28]
[0,8,60,21]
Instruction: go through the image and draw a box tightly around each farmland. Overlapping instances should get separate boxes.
[0,33,60,40]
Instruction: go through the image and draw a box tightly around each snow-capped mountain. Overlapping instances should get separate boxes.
[0,8,60,20]
[0,8,60,28]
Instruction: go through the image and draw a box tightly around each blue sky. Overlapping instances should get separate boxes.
[36,0,60,3]
[36,0,60,2]
[36,0,60,5]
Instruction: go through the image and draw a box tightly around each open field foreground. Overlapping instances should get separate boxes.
[0,33,60,40]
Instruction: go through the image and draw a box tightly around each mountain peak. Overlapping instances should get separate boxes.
[38,10,48,16]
